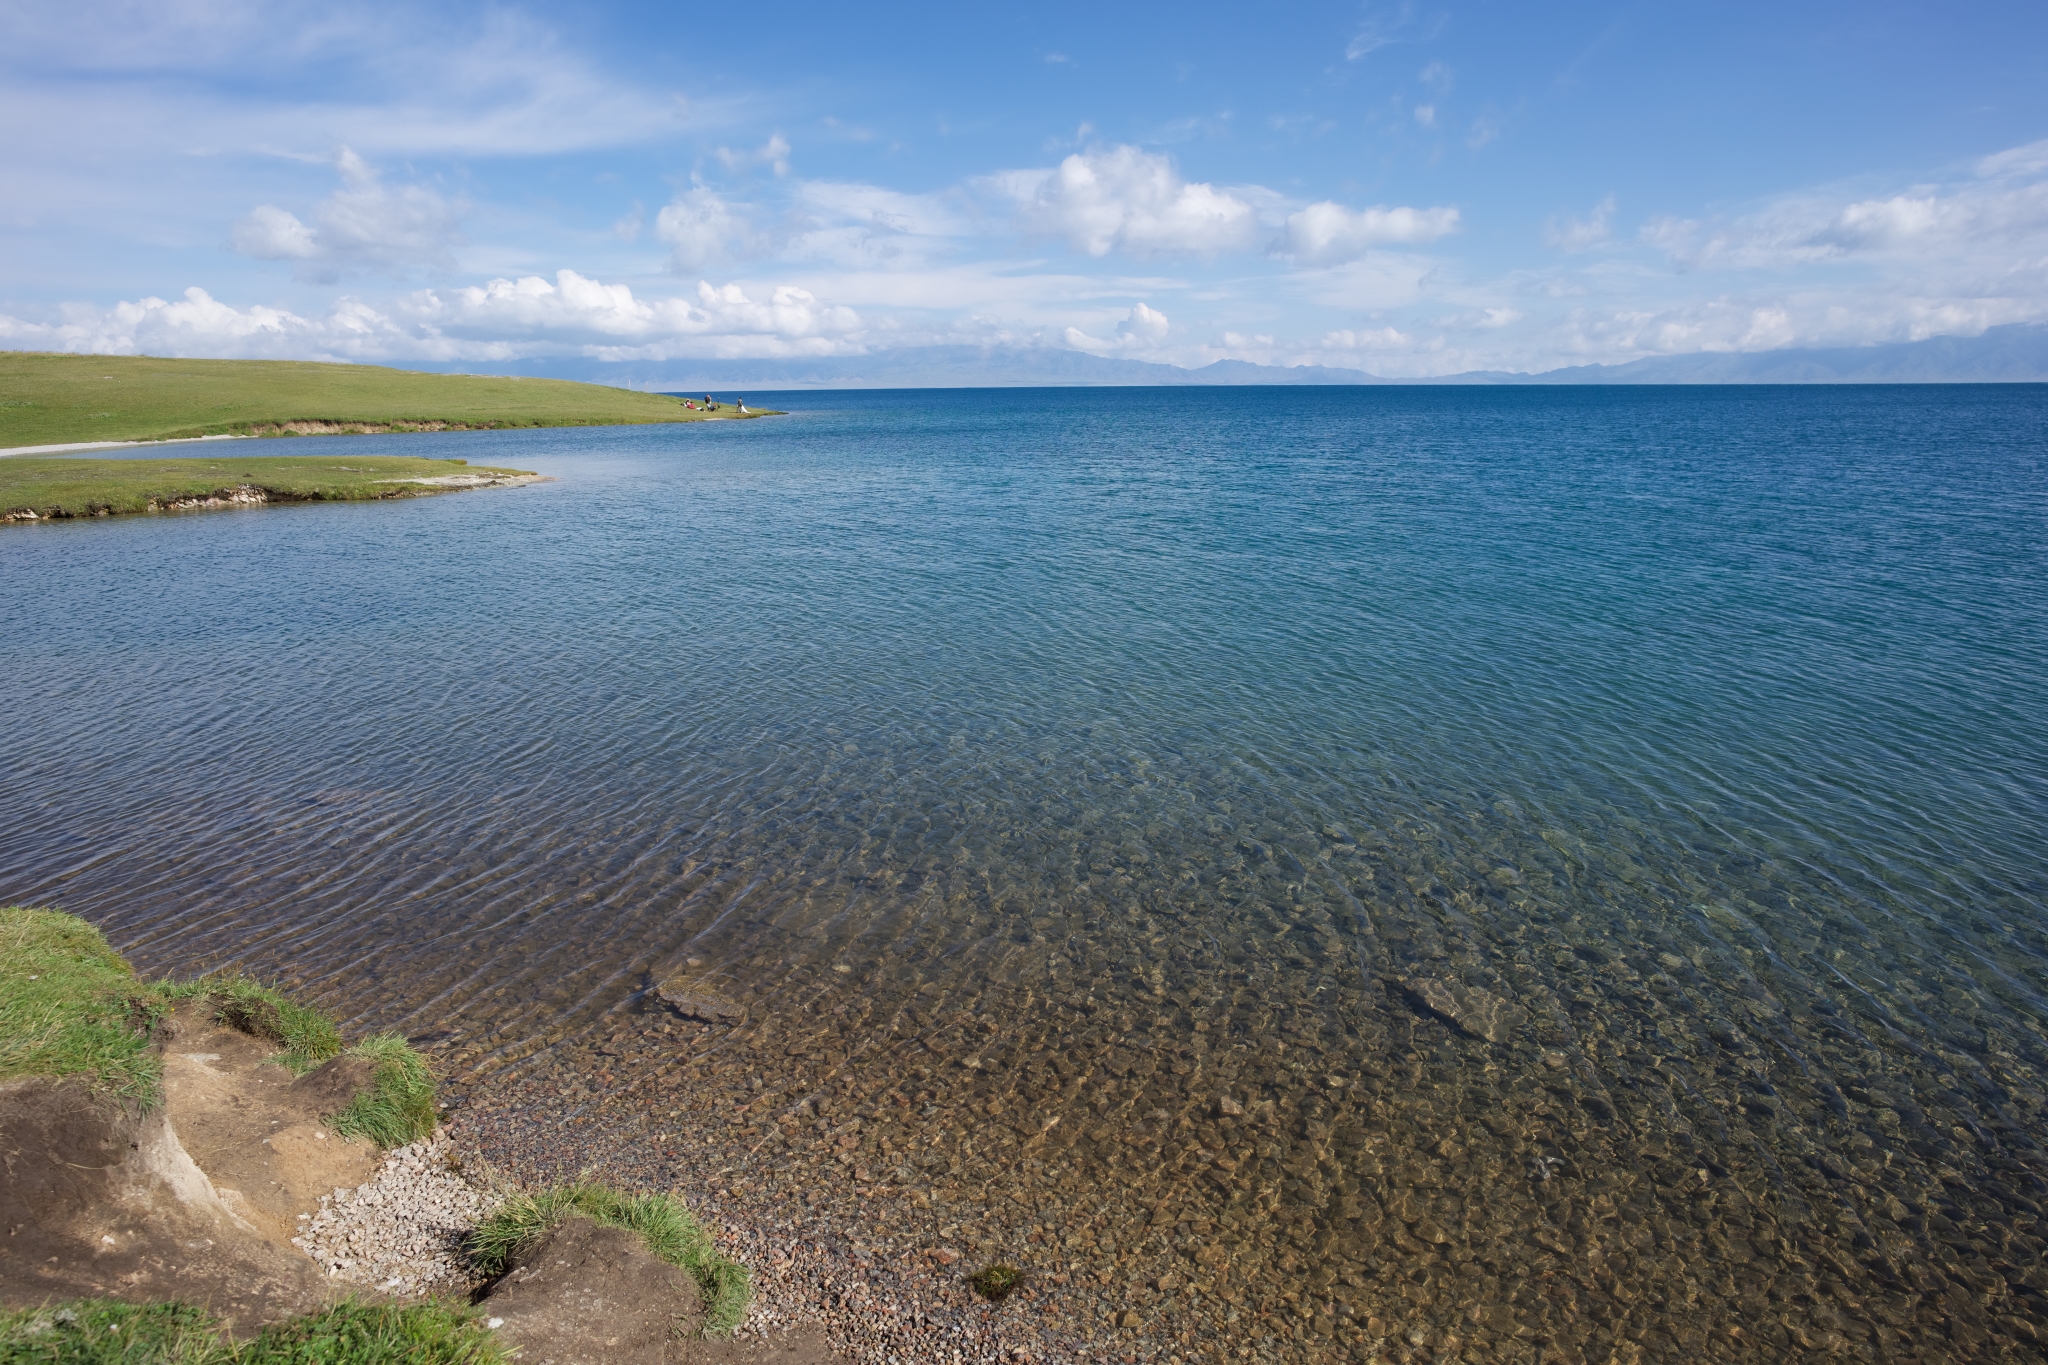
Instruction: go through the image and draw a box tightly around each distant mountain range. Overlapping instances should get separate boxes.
[419,322,2048,390]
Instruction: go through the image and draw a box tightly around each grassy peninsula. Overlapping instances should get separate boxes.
[1,454,541,522]
[0,352,769,451]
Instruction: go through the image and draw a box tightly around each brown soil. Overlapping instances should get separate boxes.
[0,1074,330,1333]
[156,1008,382,1242]
[479,1216,838,1365]
[0,1005,378,1331]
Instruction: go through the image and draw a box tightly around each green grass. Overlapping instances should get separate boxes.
[0,352,772,449]
[236,1302,503,1364]
[156,976,343,1075]
[2,909,436,1146]
[0,454,537,522]
[330,1035,437,1148]
[469,1184,751,1333]
[0,907,164,1103]
[0,1299,506,1365]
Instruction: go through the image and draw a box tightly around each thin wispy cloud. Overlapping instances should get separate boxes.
[1345,3,1444,61]
[1544,194,1615,251]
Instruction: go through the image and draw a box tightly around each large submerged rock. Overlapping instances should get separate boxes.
[1398,976,1526,1044]
[655,976,748,1025]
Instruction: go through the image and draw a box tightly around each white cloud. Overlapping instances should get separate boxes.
[0,271,866,363]
[1978,138,2048,179]
[1413,104,1436,129]
[1062,302,1172,356]
[715,133,791,177]
[230,147,463,279]
[1119,301,1170,344]
[1066,302,1170,352]
[656,186,763,271]
[231,204,318,260]
[1645,165,2048,272]
[1346,3,1441,60]
[1277,201,1459,266]
[995,145,1260,258]
[418,271,861,358]
[1545,194,1615,251]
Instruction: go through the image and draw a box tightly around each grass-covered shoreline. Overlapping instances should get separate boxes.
[0,352,771,450]
[0,905,434,1145]
[0,454,539,522]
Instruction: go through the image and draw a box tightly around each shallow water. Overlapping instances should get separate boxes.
[4,386,2047,1360]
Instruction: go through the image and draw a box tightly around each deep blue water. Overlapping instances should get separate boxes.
[5,385,2046,1357]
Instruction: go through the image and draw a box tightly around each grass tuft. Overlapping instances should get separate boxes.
[237,1301,503,1364]
[157,976,342,1075]
[0,906,163,1103]
[330,1034,437,1148]
[0,1298,505,1364]
[469,1184,751,1334]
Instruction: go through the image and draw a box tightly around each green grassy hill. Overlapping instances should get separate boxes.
[0,352,763,449]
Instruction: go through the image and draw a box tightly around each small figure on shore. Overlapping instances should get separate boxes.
[738,399,748,413]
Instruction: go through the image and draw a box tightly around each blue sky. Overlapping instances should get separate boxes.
[4,0,2045,376]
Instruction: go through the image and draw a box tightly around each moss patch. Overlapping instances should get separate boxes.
[469,1184,751,1333]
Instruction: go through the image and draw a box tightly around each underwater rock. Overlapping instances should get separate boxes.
[654,976,747,1025]
[1398,977,1524,1044]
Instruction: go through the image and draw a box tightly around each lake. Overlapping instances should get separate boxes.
[4,384,2045,1361]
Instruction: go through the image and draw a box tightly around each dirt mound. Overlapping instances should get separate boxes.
[0,1005,379,1331]
[478,1216,836,1365]
[0,1075,330,1332]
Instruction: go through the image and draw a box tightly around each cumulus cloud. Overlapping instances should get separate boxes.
[1545,194,1615,251]
[230,148,463,279]
[994,145,1260,257]
[1062,301,1172,355]
[416,270,860,358]
[1277,201,1460,266]
[0,271,865,363]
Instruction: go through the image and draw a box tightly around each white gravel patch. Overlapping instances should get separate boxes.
[292,1135,501,1294]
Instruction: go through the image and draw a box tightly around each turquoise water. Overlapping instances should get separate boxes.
[4,385,2046,1359]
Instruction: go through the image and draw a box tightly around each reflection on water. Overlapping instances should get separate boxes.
[4,386,2046,1360]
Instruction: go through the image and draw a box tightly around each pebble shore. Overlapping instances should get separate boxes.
[291,1136,501,1296]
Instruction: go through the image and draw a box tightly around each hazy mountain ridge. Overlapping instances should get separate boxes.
[408,324,2048,389]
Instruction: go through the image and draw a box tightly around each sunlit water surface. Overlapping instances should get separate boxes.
[5,386,2047,1361]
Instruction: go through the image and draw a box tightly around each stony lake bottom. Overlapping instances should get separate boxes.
[3,385,2046,1363]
